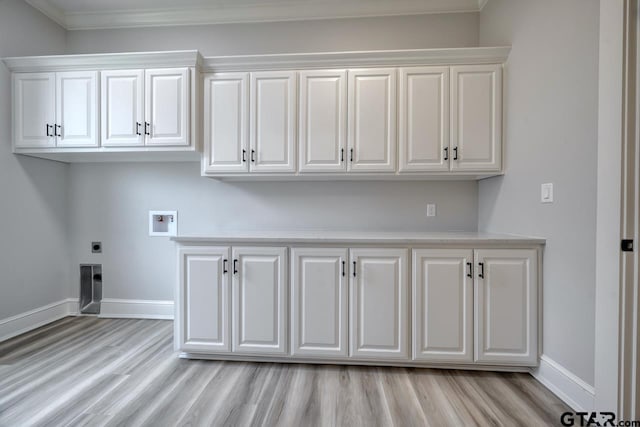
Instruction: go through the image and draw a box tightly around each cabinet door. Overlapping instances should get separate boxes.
[177,247,231,353]
[298,70,347,172]
[347,69,396,172]
[56,71,99,147]
[232,246,287,355]
[350,248,408,359]
[203,73,249,173]
[399,67,449,172]
[451,64,502,172]
[101,70,144,147]
[412,249,473,362]
[291,248,348,358]
[250,71,296,172]
[12,72,55,148]
[145,68,189,146]
[475,249,538,365]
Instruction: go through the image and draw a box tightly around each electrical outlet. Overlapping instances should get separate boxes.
[426,203,436,217]
[91,242,102,253]
[541,183,554,203]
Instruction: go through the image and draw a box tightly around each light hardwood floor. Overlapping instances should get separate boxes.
[0,317,569,426]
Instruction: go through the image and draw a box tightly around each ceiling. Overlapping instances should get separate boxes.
[25,0,488,30]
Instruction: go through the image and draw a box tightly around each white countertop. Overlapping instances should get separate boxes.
[171,231,545,245]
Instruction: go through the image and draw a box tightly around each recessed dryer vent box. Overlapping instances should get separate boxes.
[149,211,177,237]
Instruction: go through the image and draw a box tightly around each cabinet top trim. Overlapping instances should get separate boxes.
[3,46,510,73]
[2,50,202,73]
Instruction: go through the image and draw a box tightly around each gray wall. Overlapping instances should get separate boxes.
[65,13,481,302]
[0,0,69,319]
[478,0,599,386]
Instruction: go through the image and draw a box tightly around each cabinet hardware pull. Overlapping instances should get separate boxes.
[223,259,228,274]
[45,124,52,137]
[350,148,354,162]
[55,124,61,137]
[466,262,473,278]
[144,122,150,136]
[242,149,247,163]
[444,147,448,161]
[135,122,142,136]
[233,259,238,275]
[453,147,459,161]
[342,260,346,277]
[478,262,484,279]
[341,148,344,162]
[251,150,256,163]
[353,261,356,277]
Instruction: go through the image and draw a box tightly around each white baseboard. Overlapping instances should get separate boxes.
[98,298,174,320]
[0,298,78,343]
[531,354,595,412]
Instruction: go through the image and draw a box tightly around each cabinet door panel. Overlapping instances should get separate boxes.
[145,68,189,146]
[475,249,538,365]
[291,248,348,357]
[233,247,287,355]
[299,70,347,172]
[178,247,231,353]
[12,73,55,148]
[203,73,249,173]
[101,70,144,147]
[451,65,502,172]
[399,67,449,172]
[412,249,473,362]
[250,72,296,172]
[350,248,408,359]
[56,71,99,147]
[347,69,397,172]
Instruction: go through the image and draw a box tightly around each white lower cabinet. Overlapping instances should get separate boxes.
[349,248,409,360]
[232,246,288,355]
[291,248,348,358]
[412,249,473,362]
[474,249,538,366]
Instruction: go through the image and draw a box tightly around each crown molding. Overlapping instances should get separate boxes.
[26,0,483,30]
[2,50,202,72]
[201,47,511,72]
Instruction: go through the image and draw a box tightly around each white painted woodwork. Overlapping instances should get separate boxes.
[347,68,397,172]
[55,71,99,147]
[475,249,538,365]
[349,248,408,359]
[250,71,296,172]
[412,249,473,362]
[232,246,288,355]
[101,69,144,147]
[291,248,348,358]
[12,72,56,148]
[145,68,189,146]
[179,247,231,353]
[399,67,449,172]
[298,70,347,172]
[451,64,502,172]
[203,73,249,173]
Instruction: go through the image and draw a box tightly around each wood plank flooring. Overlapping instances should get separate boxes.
[0,317,570,426]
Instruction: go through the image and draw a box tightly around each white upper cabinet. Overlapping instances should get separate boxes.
[291,248,348,358]
[298,70,347,173]
[178,247,231,354]
[145,68,190,146]
[232,246,288,355]
[12,73,55,148]
[475,249,538,366]
[56,71,99,148]
[347,68,397,173]
[250,71,296,173]
[203,73,249,173]
[451,64,502,172]
[350,248,408,359]
[101,70,144,147]
[398,67,449,172]
[412,249,473,362]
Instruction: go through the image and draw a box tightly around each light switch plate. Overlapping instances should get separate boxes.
[541,183,554,203]
[426,203,436,217]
